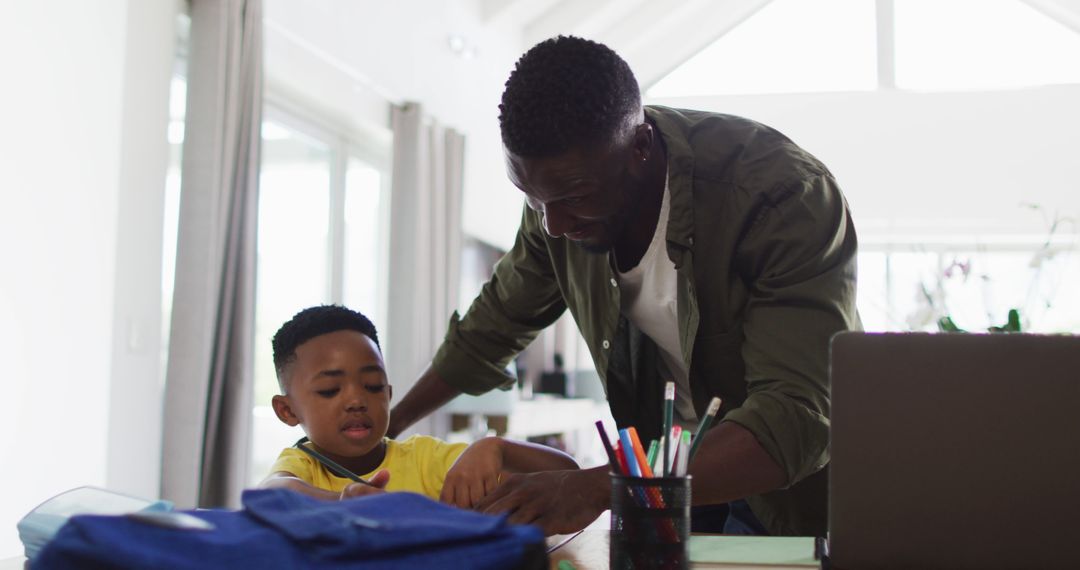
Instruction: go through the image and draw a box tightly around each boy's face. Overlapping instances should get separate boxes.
[272,330,392,460]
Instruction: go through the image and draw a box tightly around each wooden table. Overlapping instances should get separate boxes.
[547,529,610,569]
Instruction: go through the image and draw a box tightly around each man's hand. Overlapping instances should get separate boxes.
[340,469,390,500]
[441,437,504,509]
[475,465,610,536]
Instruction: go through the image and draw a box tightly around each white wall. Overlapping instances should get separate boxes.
[649,87,1080,240]
[263,0,527,251]
[0,0,175,558]
[106,0,176,505]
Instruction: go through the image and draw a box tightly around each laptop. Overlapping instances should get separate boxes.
[828,332,1080,570]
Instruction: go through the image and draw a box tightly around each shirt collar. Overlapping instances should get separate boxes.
[645,105,695,250]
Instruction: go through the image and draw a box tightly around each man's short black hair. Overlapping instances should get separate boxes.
[499,35,641,158]
[271,305,380,388]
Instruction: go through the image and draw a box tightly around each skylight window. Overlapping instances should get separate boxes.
[647,0,1080,96]
[895,0,1080,90]
[647,0,877,97]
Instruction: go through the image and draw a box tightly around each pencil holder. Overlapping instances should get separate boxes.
[610,474,691,570]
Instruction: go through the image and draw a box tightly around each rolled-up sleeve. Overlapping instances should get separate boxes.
[431,207,567,395]
[722,174,861,486]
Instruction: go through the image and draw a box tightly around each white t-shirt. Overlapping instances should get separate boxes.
[615,183,698,428]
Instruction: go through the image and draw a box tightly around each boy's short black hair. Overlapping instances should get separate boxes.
[271,305,381,389]
[499,35,641,158]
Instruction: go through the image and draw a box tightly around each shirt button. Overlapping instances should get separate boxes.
[688,235,694,245]
[610,278,618,287]
[602,340,611,350]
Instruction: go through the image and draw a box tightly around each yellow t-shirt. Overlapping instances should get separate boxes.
[269,435,468,500]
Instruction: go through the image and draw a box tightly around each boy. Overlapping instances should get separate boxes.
[260,305,578,507]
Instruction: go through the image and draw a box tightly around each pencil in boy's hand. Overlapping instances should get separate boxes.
[294,437,376,487]
[688,397,723,463]
[594,420,624,476]
[662,381,674,476]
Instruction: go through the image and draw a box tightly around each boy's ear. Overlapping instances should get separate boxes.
[272,395,300,426]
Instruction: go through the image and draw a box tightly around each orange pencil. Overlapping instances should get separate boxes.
[626,427,655,478]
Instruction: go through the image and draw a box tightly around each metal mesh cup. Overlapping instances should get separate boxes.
[610,474,692,570]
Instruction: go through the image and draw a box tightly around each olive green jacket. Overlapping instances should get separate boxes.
[431,105,861,536]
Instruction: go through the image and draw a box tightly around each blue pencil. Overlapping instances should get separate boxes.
[618,428,643,477]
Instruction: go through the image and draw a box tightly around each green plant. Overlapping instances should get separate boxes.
[937,308,1022,333]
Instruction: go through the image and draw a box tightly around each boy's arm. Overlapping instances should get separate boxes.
[260,471,343,500]
[260,471,389,500]
[440,437,578,509]
[496,438,579,473]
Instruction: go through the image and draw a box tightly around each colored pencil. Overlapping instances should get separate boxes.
[667,425,683,475]
[675,429,692,476]
[662,381,675,476]
[595,420,624,476]
[688,397,723,462]
[618,429,644,477]
[646,439,660,472]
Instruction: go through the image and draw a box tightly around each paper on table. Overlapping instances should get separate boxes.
[689,536,817,566]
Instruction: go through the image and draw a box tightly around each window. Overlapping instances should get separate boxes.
[647,0,877,97]
[161,10,189,383]
[342,157,387,325]
[648,0,1080,96]
[856,242,1080,334]
[252,118,334,409]
[895,0,1080,90]
[248,108,391,485]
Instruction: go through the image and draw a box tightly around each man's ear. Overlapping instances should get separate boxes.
[631,121,654,162]
[272,394,300,426]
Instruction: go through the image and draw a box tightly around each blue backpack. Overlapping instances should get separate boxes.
[34,489,547,569]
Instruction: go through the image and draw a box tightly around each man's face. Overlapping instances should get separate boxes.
[506,140,642,254]
[272,330,392,461]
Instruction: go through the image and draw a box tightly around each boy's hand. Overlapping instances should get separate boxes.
[441,437,504,509]
[340,469,390,500]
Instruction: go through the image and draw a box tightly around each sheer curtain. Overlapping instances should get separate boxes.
[385,103,466,437]
[161,0,263,508]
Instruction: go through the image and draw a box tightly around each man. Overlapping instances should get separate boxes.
[388,36,860,537]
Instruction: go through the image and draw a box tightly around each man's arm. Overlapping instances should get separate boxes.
[687,421,786,504]
[391,207,567,435]
[387,365,460,438]
[718,172,858,491]
[475,466,610,536]
[472,423,785,535]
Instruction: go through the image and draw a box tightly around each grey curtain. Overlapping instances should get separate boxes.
[161,0,263,508]
[385,103,466,437]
